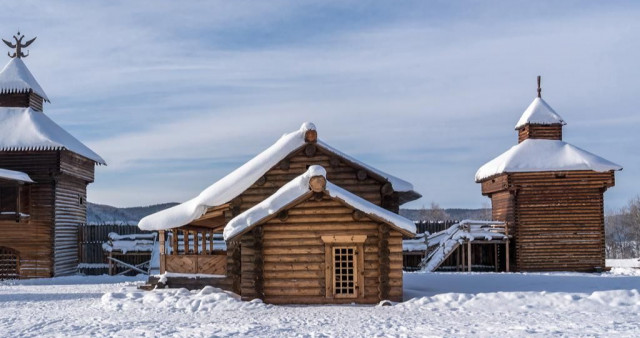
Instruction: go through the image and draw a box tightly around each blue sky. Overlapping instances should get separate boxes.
[1,1,638,210]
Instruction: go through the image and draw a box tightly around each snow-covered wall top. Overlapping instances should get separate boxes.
[0,167,33,183]
[475,139,622,182]
[515,97,566,129]
[0,58,49,101]
[139,122,417,231]
[223,165,416,240]
[0,107,106,164]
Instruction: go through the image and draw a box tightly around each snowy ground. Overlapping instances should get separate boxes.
[1,262,639,337]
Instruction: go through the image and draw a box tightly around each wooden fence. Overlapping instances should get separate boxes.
[414,220,458,234]
[78,224,154,275]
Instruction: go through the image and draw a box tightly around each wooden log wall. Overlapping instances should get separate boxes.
[510,171,613,271]
[518,124,562,143]
[0,92,43,112]
[239,195,404,304]
[236,146,392,216]
[0,151,58,278]
[482,171,614,272]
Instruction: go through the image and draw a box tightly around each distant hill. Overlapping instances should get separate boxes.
[87,202,178,225]
[88,202,490,225]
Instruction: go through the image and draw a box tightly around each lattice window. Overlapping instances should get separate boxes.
[333,246,357,297]
[0,246,20,280]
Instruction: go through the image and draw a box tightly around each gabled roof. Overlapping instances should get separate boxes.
[223,165,416,241]
[515,97,566,129]
[475,139,622,182]
[0,168,33,183]
[0,107,106,164]
[0,58,49,102]
[139,122,419,231]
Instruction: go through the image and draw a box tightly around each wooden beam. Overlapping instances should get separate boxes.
[467,241,472,272]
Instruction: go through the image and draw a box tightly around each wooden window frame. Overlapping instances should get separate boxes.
[0,184,29,222]
[322,235,366,299]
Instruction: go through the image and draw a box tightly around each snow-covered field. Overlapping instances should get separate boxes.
[1,263,640,337]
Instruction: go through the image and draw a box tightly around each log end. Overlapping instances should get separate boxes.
[309,175,326,192]
[305,129,318,143]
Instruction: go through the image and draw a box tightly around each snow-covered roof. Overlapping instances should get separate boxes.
[139,122,418,231]
[423,220,507,272]
[515,97,566,129]
[224,165,416,240]
[0,58,49,101]
[403,233,427,252]
[0,107,105,164]
[475,139,622,182]
[0,168,33,183]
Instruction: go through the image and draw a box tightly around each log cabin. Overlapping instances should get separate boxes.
[139,122,421,303]
[475,78,622,272]
[0,41,105,279]
[224,165,415,304]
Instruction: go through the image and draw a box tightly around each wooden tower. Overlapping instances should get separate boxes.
[0,33,105,278]
[475,77,622,272]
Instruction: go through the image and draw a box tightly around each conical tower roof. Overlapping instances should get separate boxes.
[0,57,49,102]
[514,97,565,129]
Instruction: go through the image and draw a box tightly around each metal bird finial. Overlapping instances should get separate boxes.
[2,31,36,58]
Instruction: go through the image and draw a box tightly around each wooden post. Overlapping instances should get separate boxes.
[209,231,214,253]
[494,243,498,272]
[194,231,199,255]
[505,239,510,272]
[171,229,178,255]
[159,231,166,274]
[15,185,21,222]
[467,241,472,272]
[183,230,189,254]
[201,231,206,254]
[456,246,460,271]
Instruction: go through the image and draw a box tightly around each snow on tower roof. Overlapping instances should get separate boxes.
[223,165,416,240]
[0,168,34,183]
[139,122,418,231]
[0,58,49,101]
[514,97,565,129]
[475,139,622,182]
[0,107,106,164]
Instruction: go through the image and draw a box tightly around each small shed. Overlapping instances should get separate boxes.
[223,165,416,304]
[475,78,622,272]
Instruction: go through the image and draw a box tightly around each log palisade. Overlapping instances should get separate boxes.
[476,90,621,272]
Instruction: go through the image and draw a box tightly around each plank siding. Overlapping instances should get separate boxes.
[482,170,614,272]
[0,150,95,278]
[239,195,404,304]
[53,175,88,276]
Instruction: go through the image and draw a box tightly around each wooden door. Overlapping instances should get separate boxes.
[332,246,358,298]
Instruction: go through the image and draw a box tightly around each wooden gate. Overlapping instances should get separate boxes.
[0,246,20,280]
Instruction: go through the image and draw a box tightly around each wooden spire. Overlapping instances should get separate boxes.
[537,75,541,98]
